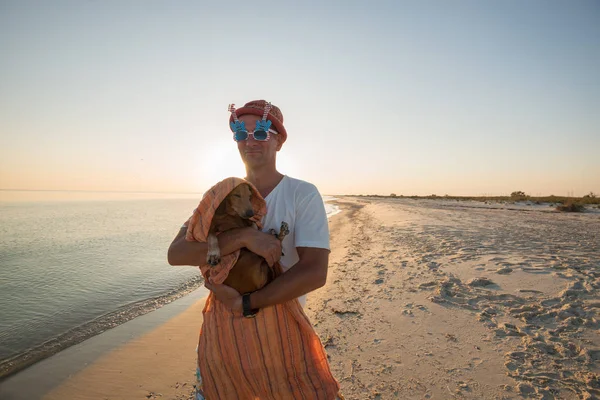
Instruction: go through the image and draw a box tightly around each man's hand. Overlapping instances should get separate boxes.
[249,247,329,310]
[242,229,282,267]
[205,281,243,312]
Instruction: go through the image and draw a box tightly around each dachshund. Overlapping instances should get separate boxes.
[205,183,288,294]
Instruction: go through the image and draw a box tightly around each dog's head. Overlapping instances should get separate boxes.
[225,183,255,219]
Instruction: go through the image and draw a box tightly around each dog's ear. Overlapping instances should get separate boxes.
[216,198,227,214]
[223,193,236,216]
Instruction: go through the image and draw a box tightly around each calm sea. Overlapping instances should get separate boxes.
[0,194,339,371]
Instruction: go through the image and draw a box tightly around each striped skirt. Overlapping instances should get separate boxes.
[195,293,342,399]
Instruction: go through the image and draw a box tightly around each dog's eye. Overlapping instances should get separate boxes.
[233,194,241,198]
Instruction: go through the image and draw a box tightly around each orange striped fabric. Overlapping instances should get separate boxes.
[186,177,341,399]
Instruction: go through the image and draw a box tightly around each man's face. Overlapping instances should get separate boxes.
[236,114,283,169]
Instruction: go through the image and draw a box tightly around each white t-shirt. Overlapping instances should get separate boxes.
[185,176,330,307]
[261,176,330,306]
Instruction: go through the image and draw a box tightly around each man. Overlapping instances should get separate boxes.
[168,100,339,399]
[168,99,329,317]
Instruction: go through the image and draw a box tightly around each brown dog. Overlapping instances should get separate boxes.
[206,183,288,294]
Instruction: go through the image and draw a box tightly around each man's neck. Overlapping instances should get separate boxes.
[245,166,284,198]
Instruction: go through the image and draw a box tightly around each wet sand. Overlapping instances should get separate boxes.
[0,277,204,381]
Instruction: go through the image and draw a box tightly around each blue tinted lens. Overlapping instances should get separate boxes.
[234,130,248,141]
[253,130,269,141]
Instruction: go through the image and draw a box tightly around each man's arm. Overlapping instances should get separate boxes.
[203,182,330,310]
[250,247,329,308]
[167,226,246,266]
[205,247,328,311]
[167,226,283,267]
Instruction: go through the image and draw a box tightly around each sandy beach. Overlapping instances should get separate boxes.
[311,198,599,399]
[3,197,599,399]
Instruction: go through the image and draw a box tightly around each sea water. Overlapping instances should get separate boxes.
[0,194,339,368]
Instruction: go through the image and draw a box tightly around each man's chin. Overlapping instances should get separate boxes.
[243,157,264,168]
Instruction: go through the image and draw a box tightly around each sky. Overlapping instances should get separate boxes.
[1,0,599,199]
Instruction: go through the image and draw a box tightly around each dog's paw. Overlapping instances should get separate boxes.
[269,228,278,236]
[279,221,290,238]
[207,251,221,266]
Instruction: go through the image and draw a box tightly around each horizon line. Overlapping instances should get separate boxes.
[0,189,205,195]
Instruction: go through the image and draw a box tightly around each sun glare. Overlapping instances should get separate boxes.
[196,139,301,189]
[198,140,246,185]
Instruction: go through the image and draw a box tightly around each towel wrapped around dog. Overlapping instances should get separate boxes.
[185,177,267,284]
[186,177,341,400]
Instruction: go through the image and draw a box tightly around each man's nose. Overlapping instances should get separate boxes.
[243,135,259,148]
[247,134,260,144]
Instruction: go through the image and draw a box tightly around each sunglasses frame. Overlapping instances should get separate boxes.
[233,127,278,142]
[229,102,278,142]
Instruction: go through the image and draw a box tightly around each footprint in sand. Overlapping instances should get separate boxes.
[467,277,495,287]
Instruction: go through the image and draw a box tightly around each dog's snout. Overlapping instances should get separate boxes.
[245,210,255,218]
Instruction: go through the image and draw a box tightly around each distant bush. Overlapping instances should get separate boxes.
[510,191,529,201]
[347,193,599,205]
[556,202,585,212]
[579,193,599,205]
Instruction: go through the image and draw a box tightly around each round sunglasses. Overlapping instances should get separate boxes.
[233,128,278,142]
[229,102,279,142]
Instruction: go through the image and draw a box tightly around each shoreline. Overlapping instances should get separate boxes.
[1,198,339,382]
[0,204,349,400]
[0,197,341,395]
[0,275,205,381]
[0,287,208,400]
